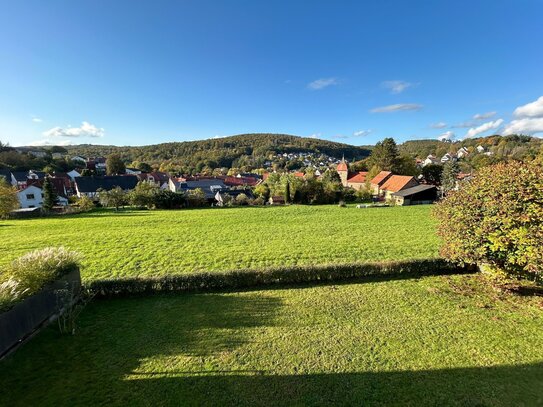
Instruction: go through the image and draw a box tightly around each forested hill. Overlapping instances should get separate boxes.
[64,133,371,171]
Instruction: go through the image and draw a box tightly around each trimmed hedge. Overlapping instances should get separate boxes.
[88,259,470,298]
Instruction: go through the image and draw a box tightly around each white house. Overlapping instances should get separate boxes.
[17,185,43,208]
[476,145,485,153]
[457,147,469,158]
[17,185,68,208]
[422,155,439,167]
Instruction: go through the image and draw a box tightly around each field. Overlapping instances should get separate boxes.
[1,273,542,406]
[0,205,439,282]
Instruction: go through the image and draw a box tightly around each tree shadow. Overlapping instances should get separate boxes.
[1,293,542,406]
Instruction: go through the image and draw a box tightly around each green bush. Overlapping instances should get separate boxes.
[433,162,543,282]
[88,259,467,297]
[2,247,81,296]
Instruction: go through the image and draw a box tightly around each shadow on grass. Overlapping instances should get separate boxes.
[1,292,542,406]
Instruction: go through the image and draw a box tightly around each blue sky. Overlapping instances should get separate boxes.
[1,0,542,147]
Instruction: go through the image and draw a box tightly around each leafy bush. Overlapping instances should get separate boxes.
[77,195,95,212]
[2,247,81,295]
[88,259,466,297]
[433,162,543,281]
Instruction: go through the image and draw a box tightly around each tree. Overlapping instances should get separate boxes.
[186,188,206,207]
[369,138,400,172]
[106,154,126,175]
[153,190,185,209]
[433,162,543,282]
[42,177,57,212]
[421,164,443,185]
[77,195,94,212]
[0,179,18,218]
[441,161,460,194]
[235,193,249,205]
[254,183,270,202]
[98,187,126,211]
[128,182,158,208]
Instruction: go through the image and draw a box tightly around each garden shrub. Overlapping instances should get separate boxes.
[433,161,543,282]
[88,259,467,297]
[0,278,27,312]
[2,247,81,295]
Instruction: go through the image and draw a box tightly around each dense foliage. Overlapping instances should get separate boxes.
[64,134,371,174]
[0,179,19,218]
[434,162,543,281]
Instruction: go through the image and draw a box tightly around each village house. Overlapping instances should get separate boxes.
[370,171,419,200]
[74,175,139,198]
[137,172,170,189]
[336,158,368,191]
[10,170,46,189]
[169,178,227,200]
[16,184,68,209]
[422,155,439,167]
[457,147,469,158]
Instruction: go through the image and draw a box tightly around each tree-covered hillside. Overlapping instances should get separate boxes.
[64,134,371,173]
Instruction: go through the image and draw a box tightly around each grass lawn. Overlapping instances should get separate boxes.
[0,205,439,282]
[1,273,542,406]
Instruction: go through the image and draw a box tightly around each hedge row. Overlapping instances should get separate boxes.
[87,259,471,298]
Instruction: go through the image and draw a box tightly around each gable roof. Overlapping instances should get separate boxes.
[11,171,28,182]
[381,175,417,192]
[370,171,392,186]
[392,184,436,197]
[347,171,368,183]
[74,175,139,193]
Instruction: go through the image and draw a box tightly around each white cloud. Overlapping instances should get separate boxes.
[513,96,543,118]
[353,129,372,137]
[42,121,105,138]
[464,119,504,138]
[27,139,74,146]
[430,122,447,129]
[31,117,43,123]
[309,133,322,139]
[370,103,423,113]
[473,111,496,120]
[438,131,455,141]
[382,80,413,94]
[307,77,338,90]
[502,117,543,136]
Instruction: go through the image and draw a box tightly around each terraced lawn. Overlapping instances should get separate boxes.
[0,205,439,282]
[1,273,542,406]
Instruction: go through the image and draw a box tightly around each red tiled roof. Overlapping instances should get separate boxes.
[381,175,416,192]
[337,161,348,172]
[370,171,392,186]
[347,171,368,183]
[293,172,305,178]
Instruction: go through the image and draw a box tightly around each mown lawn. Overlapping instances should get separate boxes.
[0,205,439,282]
[1,273,542,406]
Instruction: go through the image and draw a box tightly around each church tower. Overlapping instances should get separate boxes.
[337,155,348,187]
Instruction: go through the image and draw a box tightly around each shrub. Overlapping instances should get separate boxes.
[88,259,467,297]
[433,162,543,282]
[3,247,81,294]
[77,195,94,212]
[0,179,19,219]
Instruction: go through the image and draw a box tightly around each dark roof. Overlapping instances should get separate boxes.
[74,175,139,193]
[11,171,28,182]
[392,184,436,197]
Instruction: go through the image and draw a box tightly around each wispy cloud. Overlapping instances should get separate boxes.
[43,121,104,138]
[308,133,322,139]
[438,131,455,141]
[31,116,43,123]
[473,111,496,120]
[381,80,414,94]
[370,103,423,113]
[353,129,372,137]
[430,122,447,129]
[307,77,339,90]
[465,119,503,138]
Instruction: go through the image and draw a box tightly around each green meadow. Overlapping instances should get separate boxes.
[1,205,439,281]
[1,274,542,406]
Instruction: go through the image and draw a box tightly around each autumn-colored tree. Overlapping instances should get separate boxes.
[433,162,543,281]
[0,179,19,218]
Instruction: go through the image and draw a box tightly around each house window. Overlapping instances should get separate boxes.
[26,194,35,200]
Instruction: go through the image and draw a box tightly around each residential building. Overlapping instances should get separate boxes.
[16,185,68,208]
[336,158,369,191]
[74,175,139,198]
[391,185,437,206]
